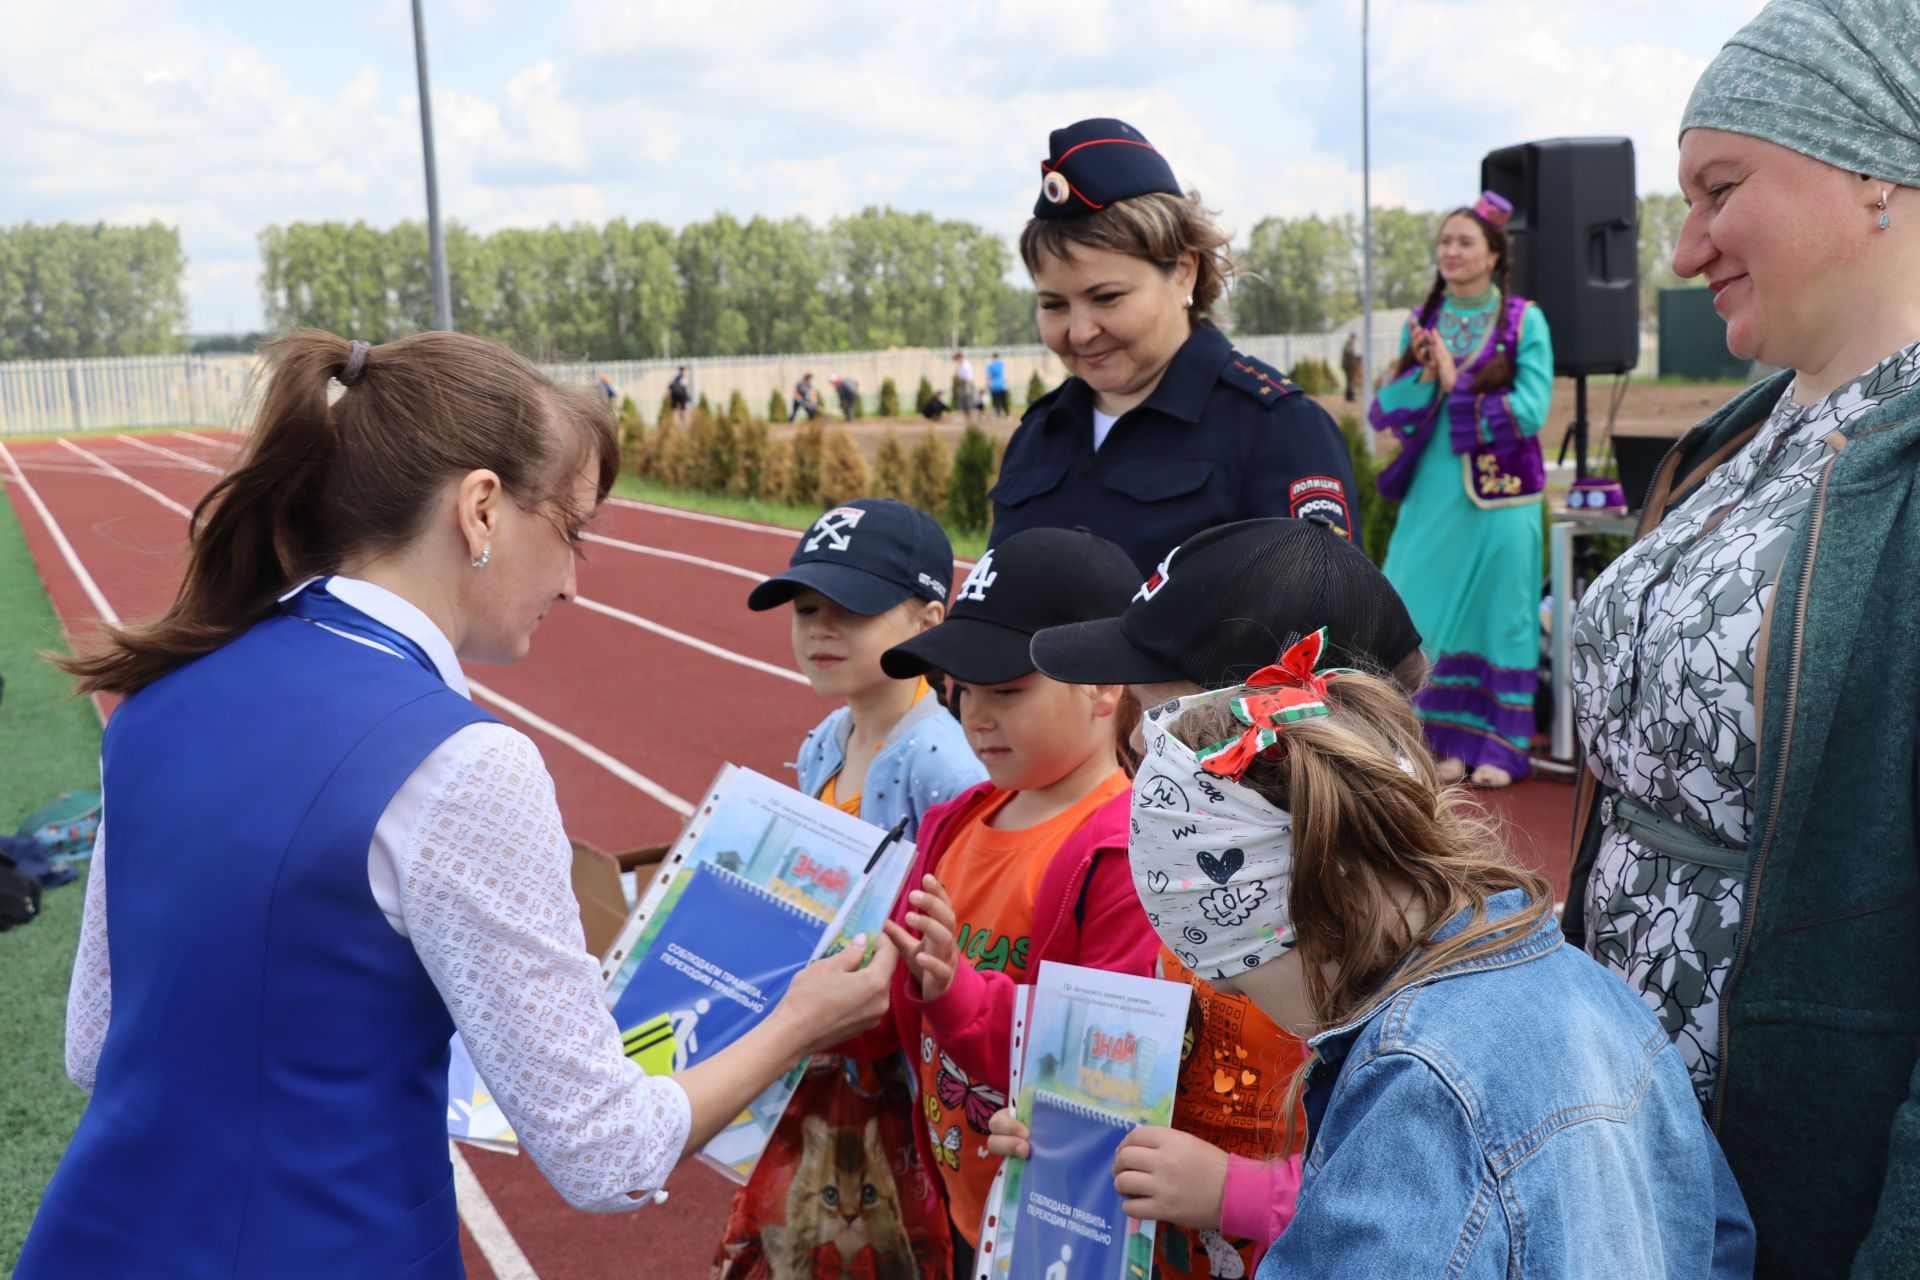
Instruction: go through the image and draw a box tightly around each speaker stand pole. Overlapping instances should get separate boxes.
[1572,372,1589,478]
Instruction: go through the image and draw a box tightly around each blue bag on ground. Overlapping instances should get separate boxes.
[17,788,102,861]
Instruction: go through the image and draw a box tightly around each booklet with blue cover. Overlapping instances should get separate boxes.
[974,961,1191,1280]
[447,764,913,1181]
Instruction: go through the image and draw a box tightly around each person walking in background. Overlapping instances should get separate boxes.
[1368,192,1553,790]
[988,117,1360,573]
[1341,333,1362,402]
[952,352,977,424]
[1566,2,1920,1272]
[15,331,896,1278]
[667,364,692,428]
[986,353,1009,417]
[595,372,618,407]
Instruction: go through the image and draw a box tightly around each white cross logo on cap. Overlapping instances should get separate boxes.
[803,506,865,553]
[1133,545,1178,603]
[954,549,998,603]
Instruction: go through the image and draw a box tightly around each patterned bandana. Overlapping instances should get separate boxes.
[1130,691,1300,982]
[1682,0,1920,186]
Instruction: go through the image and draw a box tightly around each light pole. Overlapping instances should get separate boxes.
[1360,0,1374,409]
[412,0,453,331]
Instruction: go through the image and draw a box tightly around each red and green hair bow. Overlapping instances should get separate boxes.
[1194,628,1345,779]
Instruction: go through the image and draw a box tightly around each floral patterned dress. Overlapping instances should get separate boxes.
[1572,342,1920,1106]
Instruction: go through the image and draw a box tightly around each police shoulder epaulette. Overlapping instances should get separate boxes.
[1222,353,1301,407]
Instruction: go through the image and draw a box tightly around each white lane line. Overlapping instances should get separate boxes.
[572,595,806,686]
[450,1141,541,1280]
[0,444,122,627]
[605,497,801,539]
[581,531,764,583]
[59,439,195,519]
[466,679,695,817]
[119,434,223,473]
[175,431,237,450]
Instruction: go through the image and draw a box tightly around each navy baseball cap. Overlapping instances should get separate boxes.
[1034,118,1182,219]
[747,499,954,615]
[1029,518,1422,688]
[880,527,1138,686]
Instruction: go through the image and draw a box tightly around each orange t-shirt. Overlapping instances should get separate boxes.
[915,771,1131,1245]
[1154,948,1311,1279]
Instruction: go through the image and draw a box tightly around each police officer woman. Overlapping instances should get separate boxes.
[989,118,1360,573]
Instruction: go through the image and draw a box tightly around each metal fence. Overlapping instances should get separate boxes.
[0,321,1653,436]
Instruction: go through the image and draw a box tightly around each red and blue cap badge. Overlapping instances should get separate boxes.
[1035,117,1183,219]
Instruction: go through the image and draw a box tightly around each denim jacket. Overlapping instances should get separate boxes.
[792,694,984,843]
[1257,891,1755,1279]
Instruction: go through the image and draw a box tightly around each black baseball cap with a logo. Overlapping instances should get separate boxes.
[1029,517,1422,688]
[747,498,954,615]
[881,527,1138,685]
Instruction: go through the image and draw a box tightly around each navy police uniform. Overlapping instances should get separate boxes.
[988,324,1359,572]
[991,115,1359,572]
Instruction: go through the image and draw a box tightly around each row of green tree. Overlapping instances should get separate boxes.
[1234,195,1689,332]
[258,208,1035,358]
[0,224,188,360]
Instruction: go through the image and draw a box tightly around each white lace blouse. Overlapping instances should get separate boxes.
[64,576,692,1212]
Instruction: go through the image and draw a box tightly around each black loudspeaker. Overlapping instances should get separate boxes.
[1481,138,1639,377]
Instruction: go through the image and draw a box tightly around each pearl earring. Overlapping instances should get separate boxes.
[1878,190,1891,231]
[1183,294,1194,308]
[471,545,491,569]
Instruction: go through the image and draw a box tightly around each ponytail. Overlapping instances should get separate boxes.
[60,329,618,696]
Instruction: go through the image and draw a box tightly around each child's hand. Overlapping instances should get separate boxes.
[1111,1126,1230,1230]
[985,1106,1030,1159]
[882,874,961,1001]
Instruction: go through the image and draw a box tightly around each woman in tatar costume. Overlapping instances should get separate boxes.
[1369,193,1553,788]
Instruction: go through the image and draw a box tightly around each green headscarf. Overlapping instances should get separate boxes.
[1681,0,1920,186]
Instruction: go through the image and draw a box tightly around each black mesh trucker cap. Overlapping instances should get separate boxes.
[1028,518,1422,688]
[881,527,1138,686]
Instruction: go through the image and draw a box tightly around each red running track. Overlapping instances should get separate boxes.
[1,431,1575,1279]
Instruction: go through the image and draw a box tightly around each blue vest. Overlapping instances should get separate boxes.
[20,605,495,1279]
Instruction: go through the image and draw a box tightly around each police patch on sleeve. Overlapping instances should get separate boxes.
[1289,475,1351,535]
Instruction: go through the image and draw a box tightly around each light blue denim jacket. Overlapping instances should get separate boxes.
[1258,890,1755,1279]
[792,694,984,842]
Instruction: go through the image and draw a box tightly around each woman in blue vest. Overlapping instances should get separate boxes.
[18,330,897,1279]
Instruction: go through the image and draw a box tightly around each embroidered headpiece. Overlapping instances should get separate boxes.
[1470,190,1514,229]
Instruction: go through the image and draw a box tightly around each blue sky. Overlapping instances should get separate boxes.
[1,0,1766,333]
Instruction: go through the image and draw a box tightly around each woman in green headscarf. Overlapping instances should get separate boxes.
[1565,1,1920,1273]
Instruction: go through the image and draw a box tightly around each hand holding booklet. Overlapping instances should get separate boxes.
[447,764,916,1182]
[975,961,1191,1280]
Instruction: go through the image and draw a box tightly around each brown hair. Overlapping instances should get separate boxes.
[1165,670,1551,1148]
[1391,208,1517,390]
[1018,192,1237,323]
[60,329,619,696]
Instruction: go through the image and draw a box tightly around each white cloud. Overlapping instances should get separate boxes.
[0,0,1769,332]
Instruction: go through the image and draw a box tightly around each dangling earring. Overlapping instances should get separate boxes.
[1878,190,1891,231]
[471,545,491,569]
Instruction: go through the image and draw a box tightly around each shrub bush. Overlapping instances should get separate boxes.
[731,420,773,500]
[915,376,936,415]
[871,431,909,501]
[761,439,795,508]
[1289,358,1339,395]
[686,407,737,491]
[1025,369,1049,408]
[659,392,677,424]
[644,412,690,489]
[697,391,712,418]
[727,390,752,425]
[768,388,787,422]
[616,396,644,471]
[906,428,951,515]
[1339,414,1397,566]
[946,424,995,533]
[878,377,901,417]
[818,428,872,508]
[788,421,827,507]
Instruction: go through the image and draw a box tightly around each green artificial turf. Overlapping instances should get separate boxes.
[613,475,992,561]
[0,486,103,1274]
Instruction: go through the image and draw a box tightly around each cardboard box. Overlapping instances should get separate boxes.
[570,839,670,962]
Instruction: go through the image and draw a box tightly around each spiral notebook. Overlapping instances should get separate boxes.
[975,962,1191,1280]
[447,763,913,1180]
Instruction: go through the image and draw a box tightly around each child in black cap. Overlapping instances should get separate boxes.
[746,497,985,834]
[1012,516,1425,1280]
[830,526,1159,1277]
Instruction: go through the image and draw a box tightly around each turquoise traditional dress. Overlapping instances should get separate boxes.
[1368,288,1553,778]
